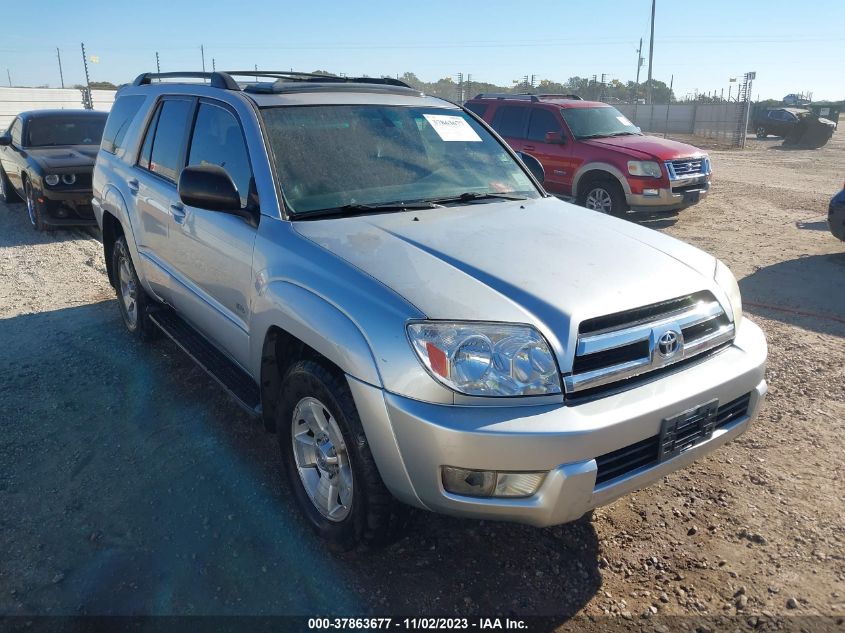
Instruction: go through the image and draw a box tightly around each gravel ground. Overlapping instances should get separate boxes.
[1,130,843,630]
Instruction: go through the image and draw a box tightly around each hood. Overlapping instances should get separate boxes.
[293,197,719,363]
[26,146,98,170]
[582,134,706,161]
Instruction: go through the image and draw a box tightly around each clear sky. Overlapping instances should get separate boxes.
[1,0,842,101]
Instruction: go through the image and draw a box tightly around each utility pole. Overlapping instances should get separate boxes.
[646,0,655,104]
[466,73,472,100]
[456,72,463,101]
[56,48,65,88]
[80,42,92,109]
[212,58,216,71]
[6,69,11,87]
[201,45,206,72]
[155,51,161,74]
[663,74,673,138]
[530,74,536,91]
[254,64,258,82]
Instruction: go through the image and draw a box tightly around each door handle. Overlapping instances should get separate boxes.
[127,178,139,194]
[523,145,536,151]
[170,202,186,224]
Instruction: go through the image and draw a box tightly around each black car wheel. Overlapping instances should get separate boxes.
[24,180,48,231]
[755,126,768,139]
[578,178,628,217]
[0,166,20,204]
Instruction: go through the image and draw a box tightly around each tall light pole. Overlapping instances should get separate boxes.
[646,0,655,104]
[80,42,92,109]
[56,48,65,88]
[155,51,161,74]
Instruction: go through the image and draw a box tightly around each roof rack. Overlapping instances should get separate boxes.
[473,93,539,102]
[131,70,412,92]
[535,93,583,100]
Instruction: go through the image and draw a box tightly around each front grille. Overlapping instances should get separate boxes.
[565,291,734,399]
[594,392,753,487]
[667,157,707,179]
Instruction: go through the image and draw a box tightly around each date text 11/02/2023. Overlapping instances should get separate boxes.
[307,617,528,630]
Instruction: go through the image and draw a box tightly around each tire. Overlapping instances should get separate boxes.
[24,180,49,231]
[277,359,400,550]
[577,177,628,217]
[112,236,159,340]
[0,166,20,203]
[755,126,767,139]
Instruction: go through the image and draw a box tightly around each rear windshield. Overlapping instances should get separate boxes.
[261,105,538,216]
[26,115,107,147]
[560,106,640,140]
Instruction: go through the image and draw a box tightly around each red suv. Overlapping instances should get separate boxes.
[465,94,711,216]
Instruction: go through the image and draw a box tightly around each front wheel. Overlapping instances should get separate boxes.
[755,126,767,139]
[24,180,48,231]
[578,178,628,217]
[278,359,400,550]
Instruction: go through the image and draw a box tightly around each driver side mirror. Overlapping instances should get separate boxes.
[544,131,565,144]
[179,164,242,212]
[0,134,11,146]
[516,152,545,184]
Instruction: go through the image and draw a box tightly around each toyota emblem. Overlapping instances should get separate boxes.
[657,330,681,358]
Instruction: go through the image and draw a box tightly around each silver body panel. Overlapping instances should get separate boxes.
[93,81,768,527]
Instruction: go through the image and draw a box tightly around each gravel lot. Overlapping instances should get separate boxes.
[1,129,843,629]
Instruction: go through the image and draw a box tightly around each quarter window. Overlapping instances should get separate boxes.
[465,103,489,118]
[102,95,146,154]
[527,109,562,142]
[10,118,22,146]
[187,103,253,207]
[491,106,529,139]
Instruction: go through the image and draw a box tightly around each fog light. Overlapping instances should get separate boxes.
[442,467,545,498]
[55,207,68,218]
[643,188,660,196]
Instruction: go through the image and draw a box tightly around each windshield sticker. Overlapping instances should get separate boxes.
[616,115,633,126]
[423,114,482,142]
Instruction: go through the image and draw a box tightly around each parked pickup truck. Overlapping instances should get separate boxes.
[464,93,711,216]
[93,71,767,549]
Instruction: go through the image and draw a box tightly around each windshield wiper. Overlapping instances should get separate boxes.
[427,191,528,205]
[605,131,639,137]
[293,200,439,220]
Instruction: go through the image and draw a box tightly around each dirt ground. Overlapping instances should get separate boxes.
[1,129,843,631]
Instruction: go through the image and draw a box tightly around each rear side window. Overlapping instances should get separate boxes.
[491,106,529,139]
[102,95,146,154]
[10,118,22,146]
[187,103,254,208]
[145,99,193,183]
[465,102,488,118]
[527,109,563,142]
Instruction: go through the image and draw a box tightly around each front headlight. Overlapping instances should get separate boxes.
[45,174,59,186]
[714,259,742,326]
[627,160,662,178]
[407,321,561,397]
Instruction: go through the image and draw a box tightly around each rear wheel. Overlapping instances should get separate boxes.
[0,166,20,203]
[278,359,400,550]
[755,126,767,139]
[578,178,628,217]
[112,236,159,340]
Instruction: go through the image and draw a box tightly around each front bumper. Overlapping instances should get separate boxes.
[627,178,710,213]
[349,318,767,527]
[37,189,96,226]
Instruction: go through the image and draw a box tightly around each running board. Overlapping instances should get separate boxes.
[149,308,261,416]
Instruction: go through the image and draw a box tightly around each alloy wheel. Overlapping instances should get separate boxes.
[118,255,139,327]
[25,185,36,226]
[291,396,353,522]
[585,187,613,213]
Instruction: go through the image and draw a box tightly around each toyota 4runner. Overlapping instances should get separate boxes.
[465,93,711,216]
[93,71,767,549]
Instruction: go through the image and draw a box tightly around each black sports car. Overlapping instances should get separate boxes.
[0,109,107,230]
[753,107,835,148]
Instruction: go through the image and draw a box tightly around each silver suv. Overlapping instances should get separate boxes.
[93,71,767,549]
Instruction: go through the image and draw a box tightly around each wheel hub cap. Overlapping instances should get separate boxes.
[118,256,138,326]
[291,397,353,522]
[585,188,613,213]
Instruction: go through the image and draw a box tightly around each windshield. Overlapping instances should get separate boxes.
[560,106,640,140]
[261,105,539,216]
[25,116,107,147]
